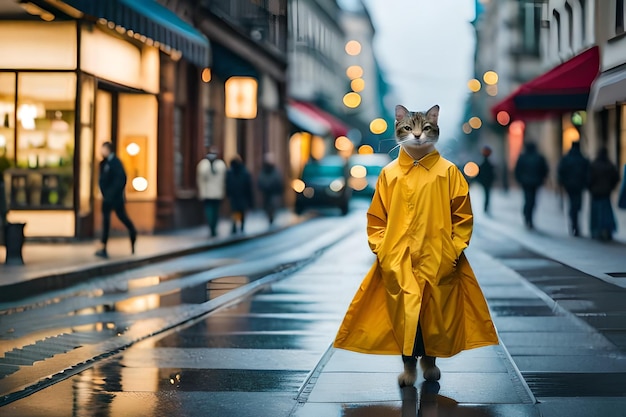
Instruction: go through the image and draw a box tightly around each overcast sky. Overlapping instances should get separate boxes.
[361,0,476,141]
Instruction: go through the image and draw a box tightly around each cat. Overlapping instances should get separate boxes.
[393,105,440,161]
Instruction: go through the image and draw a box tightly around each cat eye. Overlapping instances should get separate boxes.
[403,126,412,131]
[423,126,432,131]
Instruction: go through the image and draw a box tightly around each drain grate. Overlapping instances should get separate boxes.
[523,372,626,397]
[607,272,626,278]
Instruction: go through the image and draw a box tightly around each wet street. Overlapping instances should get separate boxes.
[2,202,626,416]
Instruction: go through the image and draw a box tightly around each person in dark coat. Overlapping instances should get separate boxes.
[476,146,496,214]
[588,148,619,241]
[96,142,136,258]
[226,156,253,234]
[557,141,589,236]
[257,154,284,225]
[514,142,549,229]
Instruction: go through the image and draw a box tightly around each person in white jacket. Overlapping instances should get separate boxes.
[196,148,227,237]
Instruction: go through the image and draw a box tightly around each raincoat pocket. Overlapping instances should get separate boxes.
[437,236,458,282]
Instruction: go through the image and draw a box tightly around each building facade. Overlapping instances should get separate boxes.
[0,0,210,238]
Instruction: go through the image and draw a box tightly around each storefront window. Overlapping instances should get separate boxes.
[0,73,15,163]
[10,72,76,208]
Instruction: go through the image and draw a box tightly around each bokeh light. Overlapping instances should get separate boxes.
[496,111,511,126]
[335,135,353,152]
[468,79,481,92]
[469,117,482,129]
[329,179,345,192]
[292,179,305,193]
[509,120,525,135]
[369,118,388,134]
[463,162,480,178]
[201,68,212,83]
[126,142,140,156]
[345,40,362,55]
[343,92,361,108]
[358,144,374,155]
[483,71,499,85]
[350,165,367,178]
[462,123,472,134]
[349,177,368,191]
[303,187,315,198]
[346,65,364,80]
[486,85,498,96]
[131,176,148,192]
[351,78,365,92]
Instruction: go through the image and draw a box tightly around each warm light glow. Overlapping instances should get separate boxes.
[335,136,353,152]
[132,176,148,192]
[17,104,37,130]
[496,111,511,126]
[351,78,365,92]
[201,68,212,83]
[483,71,499,85]
[292,179,305,193]
[225,76,258,119]
[350,165,367,179]
[0,135,5,148]
[462,123,472,134]
[468,79,481,93]
[126,142,140,156]
[369,118,388,135]
[311,135,326,160]
[509,120,525,136]
[358,144,374,155]
[346,65,364,80]
[469,117,482,129]
[345,40,362,55]
[486,85,498,96]
[343,92,361,109]
[563,127,580,147]
[349,177,368,191]
[463,161,480,178]
[329,179,345,192]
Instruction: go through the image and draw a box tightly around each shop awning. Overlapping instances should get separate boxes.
[290,101,349,137]
[59,0,210,67]
[588,66,626,110]
[491,46,600,121]
[287,103,331,137]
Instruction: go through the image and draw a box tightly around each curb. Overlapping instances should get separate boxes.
[0,217,309,303]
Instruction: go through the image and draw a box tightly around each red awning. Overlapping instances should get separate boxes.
[289,101,349,137]
[491,46,600,121]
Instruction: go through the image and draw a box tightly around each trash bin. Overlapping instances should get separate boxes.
[5,222,25,265]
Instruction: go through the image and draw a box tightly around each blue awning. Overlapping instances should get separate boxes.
[60,0,210,67]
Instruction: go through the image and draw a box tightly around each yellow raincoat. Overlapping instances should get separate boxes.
[334,149,498,358]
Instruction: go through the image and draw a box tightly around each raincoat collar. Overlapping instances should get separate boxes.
[398,148,441,174]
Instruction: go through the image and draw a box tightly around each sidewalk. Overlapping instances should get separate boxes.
[472,187,626,289]
[292,238,541,416]
[0,210,302,301]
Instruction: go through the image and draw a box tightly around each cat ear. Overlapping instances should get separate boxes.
[395,105,410,122]
[426,105,440,124]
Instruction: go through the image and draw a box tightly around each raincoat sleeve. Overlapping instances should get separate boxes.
[366,171,388,255]
[449,167,473,259]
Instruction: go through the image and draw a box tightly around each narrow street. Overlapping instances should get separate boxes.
[2,195,626,416]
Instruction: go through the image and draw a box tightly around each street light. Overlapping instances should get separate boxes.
[343,92,361,109]
[225,77,258,119]
[468,79,481,93]
[483,71,498,85]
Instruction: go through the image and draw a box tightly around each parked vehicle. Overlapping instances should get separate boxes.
[348,153,392,197]
[294,156,351,215]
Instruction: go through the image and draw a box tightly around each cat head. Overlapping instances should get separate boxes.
[394,105,440,153]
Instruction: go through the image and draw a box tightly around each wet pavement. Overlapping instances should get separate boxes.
[2,199,626,416]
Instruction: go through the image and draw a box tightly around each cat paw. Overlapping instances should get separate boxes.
[420,356,441,382]
[398,370,417,387]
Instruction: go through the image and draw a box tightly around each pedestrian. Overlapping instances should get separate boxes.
[196,147,227,237]
[476,146,495,214]
[334,105,498,387]
[588,148,619,241]
[226,156,253,234]
[257,153,284,225]
[618,164,626,210]
[557,141,589,236]
[96,142,136,258]
[514,142,549,229]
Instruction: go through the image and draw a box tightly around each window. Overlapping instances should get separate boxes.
[617,0,624,35]
[0,73,16,164]
[6,73,76,209]
[520,1,542,56]
[554,10,562,53]
[565,2,574,49]
[579,0,586,43]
